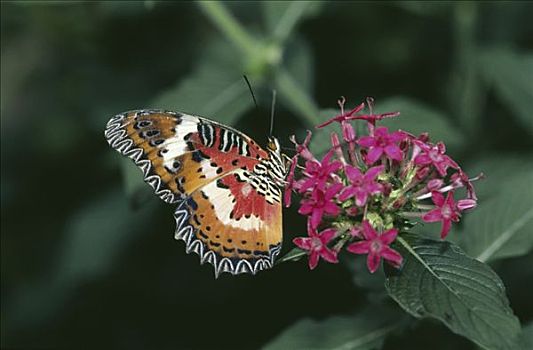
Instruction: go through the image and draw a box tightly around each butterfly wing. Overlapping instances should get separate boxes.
[104,110,282,276]
[176,170,282,277]
[105,110,269,202]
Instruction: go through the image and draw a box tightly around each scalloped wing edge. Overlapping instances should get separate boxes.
[104,111,182,204]
[173,200,282,278]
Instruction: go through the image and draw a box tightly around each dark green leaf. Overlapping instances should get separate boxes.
[456,170,533,262]
[7,191,157,329]
[521,321,533,350]
[263,305,403,350]
[385,234,521,350]
[342,255,386,296]
[276,247,306,264]
[463,155,533,200]
[307,109,336,156]
[376,97,465,149]
[152,39,254,125]
[285,37,314,94]
[478,48,533,135]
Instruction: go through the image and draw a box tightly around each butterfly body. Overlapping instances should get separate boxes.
[105,110,286,277]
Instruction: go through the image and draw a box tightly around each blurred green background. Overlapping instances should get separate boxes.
[2,1,533,349]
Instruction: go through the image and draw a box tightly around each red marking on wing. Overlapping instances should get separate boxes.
[220,175,277,222]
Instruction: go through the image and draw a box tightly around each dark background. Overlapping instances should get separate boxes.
[2,1,532,349]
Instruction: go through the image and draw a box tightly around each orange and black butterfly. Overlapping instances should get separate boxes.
[104,110,289,277]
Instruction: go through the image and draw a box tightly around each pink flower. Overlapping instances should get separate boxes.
[414,141,458,177]
[451,169,482,200]
[298,183,343,229]
[316,97,365,128]
[298,150,342,193]
[293,226,338,270]
[330,132,347,164]
[284,131,314,207]
[346,220,403,273]
[284,155,299,207]
[289,131,315,161]
[422,191,462,239]
[357,127,407,164]
[339,165,384,206]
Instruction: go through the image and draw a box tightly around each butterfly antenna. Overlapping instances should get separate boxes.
[270,89,277,136]
[243,75,258,109]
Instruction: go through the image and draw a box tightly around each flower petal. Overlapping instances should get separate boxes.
[298,203,313,215]
[346,241,370,254]
[354,191,368,207]
[298,177,316,193]
[320,247,338,264]
[380,246,403,267]
[431,191,446,207]
[367,252,381,273]
[339,187,356,201]
[345,165,362,182]
[324,202,340,215]
[414,154,431,166]
[326,183,344,198]
[390,130,407,142]
[384,144,403,161]
[320,228,337,243]
[310,208,323,229]
[457,199,477,211]
[379,228,398,245]
[293,237,312,250]
[440,219,452,239]
[364,165,385,180]
[308,251,319,270]
[357,136,375,148]
[366,147,383,164]
[422,208,443,222]
[362,220,378,240]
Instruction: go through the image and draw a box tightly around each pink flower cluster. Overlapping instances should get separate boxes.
[286,97,481,273]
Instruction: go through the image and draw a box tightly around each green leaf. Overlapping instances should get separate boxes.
[284,37,314,94]
[276,247,306,264]
[152,39,254,125]
[275,68,320,126]
[307,109,336,156]
[463,155,533,200]
[394,1,452,16]
[7,190,157,329]
[375,97,465,150]
[521,321,533,350]
[263,306,403,350]
[478,48,533,135]
[456,170,533,262]
[385,234,521,350]
[342,255,386,296]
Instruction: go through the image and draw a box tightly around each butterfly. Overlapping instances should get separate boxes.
[104,110,290,277]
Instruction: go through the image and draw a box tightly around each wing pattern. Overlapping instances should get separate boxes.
[104,110,283,276]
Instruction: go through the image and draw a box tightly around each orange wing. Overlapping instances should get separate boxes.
[105,110,283,276]
[104,110,269,203]
[175,170,282,277]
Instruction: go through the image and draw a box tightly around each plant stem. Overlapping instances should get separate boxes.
[275,68,320,125]
[273,1,310,44]
[197,1,257,57]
